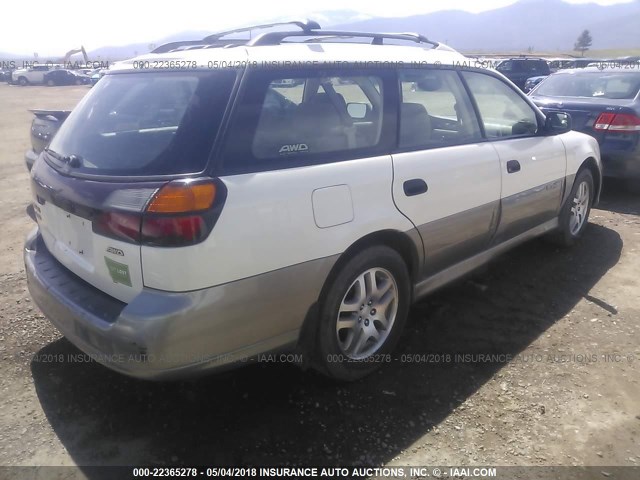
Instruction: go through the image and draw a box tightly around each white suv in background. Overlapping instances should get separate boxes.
[12,64,55,85]
[24,21,601,381]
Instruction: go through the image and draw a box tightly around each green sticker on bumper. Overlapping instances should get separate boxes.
[104,257,132,287]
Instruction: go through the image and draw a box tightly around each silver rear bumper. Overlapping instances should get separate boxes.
[24,227,334,380]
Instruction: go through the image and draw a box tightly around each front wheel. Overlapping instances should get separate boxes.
[46,79,55,86]
[553,169,594,246]
[18,77,28,86]
[315,246,410,381]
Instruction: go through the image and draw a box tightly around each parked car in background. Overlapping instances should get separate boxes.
[24,110,70,170]
[524,75,548,93]
[530,67,640,186]
[89,69,106,86]
[495,58,551,90]
[0,69,12,82]
[43,69,90,86]
[11,65,53,85]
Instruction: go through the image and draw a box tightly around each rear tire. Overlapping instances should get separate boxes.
[18,77,28,86]
[552,169,594,246]
[314,246,410,381]
[46,79,55,86]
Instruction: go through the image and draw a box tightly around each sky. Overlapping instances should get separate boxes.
[0,0,634,56]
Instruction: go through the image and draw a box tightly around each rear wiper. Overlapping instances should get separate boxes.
[44,147,64,162]
[44,148,83,168]
[65,154,84,168]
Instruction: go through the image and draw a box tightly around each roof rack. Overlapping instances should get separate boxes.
[249,30,439,48]
[152,19,321,53]
[151,20,441,54]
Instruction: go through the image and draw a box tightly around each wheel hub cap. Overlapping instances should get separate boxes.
[336,267,398,359]
[569,180,590,235]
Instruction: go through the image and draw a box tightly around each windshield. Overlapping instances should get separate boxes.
[47,70,236,176]
[535,72,640,99]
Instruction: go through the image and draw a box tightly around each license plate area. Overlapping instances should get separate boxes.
[39,204,95,271]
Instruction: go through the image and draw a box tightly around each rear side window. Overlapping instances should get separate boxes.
[46,71,236,176]
[525,60,550,75]
[222,69,392,173]
[398,69,482,150]
[462,71,539,138]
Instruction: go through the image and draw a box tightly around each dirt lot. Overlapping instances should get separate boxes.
[0,83,638,477]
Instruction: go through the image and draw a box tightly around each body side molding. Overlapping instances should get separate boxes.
[413,218,559,300]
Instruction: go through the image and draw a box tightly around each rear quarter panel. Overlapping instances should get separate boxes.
[141,156,416,292]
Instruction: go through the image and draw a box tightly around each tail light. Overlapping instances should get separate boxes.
[92,179,226,247]
[594,113,640,133]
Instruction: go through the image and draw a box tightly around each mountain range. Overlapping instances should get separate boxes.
[332,0,640,52]
[2,0,638,62]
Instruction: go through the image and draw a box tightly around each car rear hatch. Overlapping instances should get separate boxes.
[530,70,640,141]
[31,69,237,303]
[29,110,71,154]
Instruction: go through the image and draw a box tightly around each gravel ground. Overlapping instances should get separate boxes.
[0,83,638,478]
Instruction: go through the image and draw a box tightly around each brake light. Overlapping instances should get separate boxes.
[594,113,640,132]
[93,179,225,247]
[141,215,208,247]
[93,211,141,243]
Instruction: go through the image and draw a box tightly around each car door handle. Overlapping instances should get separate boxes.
[403,179,428,196]
[506,160,521,173]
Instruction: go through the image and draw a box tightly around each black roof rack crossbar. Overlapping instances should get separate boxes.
[249,30,439,48]
[301,35,372,44]
[202,19,321,43]
[152,19,322,54]
[152,40,206,54]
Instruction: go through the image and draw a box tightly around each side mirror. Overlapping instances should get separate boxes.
[347,102,368,120]
[544,112,572,135]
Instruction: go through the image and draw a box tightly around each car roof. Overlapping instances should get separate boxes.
[552,66,640,74]
[498,57,547,62]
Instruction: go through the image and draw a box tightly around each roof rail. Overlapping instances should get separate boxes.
[249,30,439,48]
[152,19,321,53]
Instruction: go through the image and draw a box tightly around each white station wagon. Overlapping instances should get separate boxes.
[24,21,601,381]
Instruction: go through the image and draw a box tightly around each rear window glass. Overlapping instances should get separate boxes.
[46,71,236,176]
[535,72,640,99]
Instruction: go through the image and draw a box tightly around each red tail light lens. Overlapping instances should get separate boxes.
[92,179,225,247]
[594,113,640,132]
[141,215,208,247]
[93,211,142,243]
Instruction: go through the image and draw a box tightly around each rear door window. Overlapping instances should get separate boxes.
[398,69,482,150]
[46,70,237,176]
[221,69,394,174]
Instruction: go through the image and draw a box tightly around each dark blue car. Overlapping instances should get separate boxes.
[530,67,640,185]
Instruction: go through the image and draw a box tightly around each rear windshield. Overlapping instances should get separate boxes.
[535,72,640,99]
[46,71,236,176]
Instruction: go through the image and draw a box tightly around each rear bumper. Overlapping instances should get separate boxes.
[25,228,333,380]
[593,133,640,180]
[600,149,640,180]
